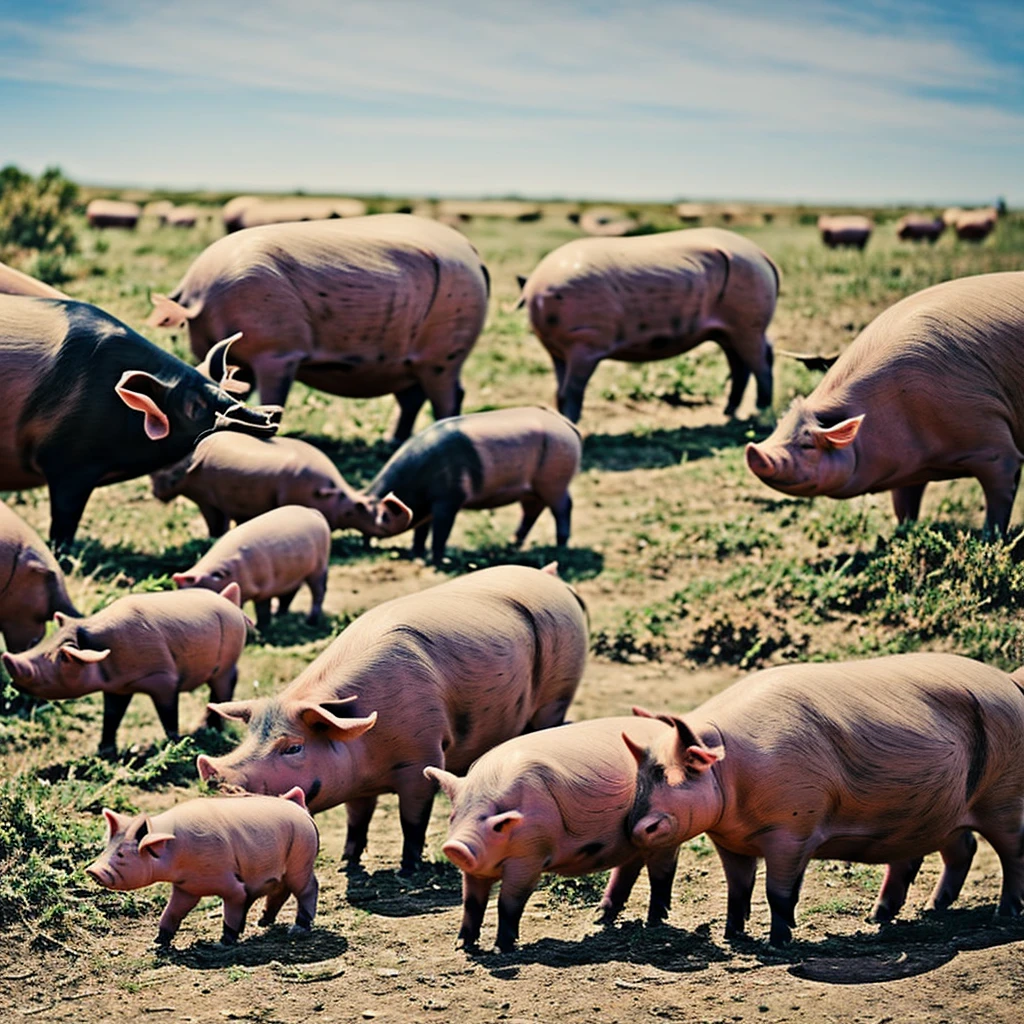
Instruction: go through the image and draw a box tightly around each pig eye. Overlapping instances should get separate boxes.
[282,743,303,756]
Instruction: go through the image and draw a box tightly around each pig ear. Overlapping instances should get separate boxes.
[115,371,171,441]
[378,492,412,529]
[516,274,528,290]
[102,807,131,841]
[681,745,723,774]
[541,561,559,577]
[297,703,377,742]
[53,610,70,626]
[146,293,190,328]
[138,831,175,857]
[202,333,250,395]
[60,645,111,664]
[218,582,242,607]
[424,766,462,802]
[280,786,308,810]
[485,810,524,835]
[206,699,259,724]
[631,705,656,719]
[622,733,649,767]
[812,414,864,450]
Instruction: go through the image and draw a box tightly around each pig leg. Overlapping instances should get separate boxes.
[927,830,977,911]
[495,859,543,952]
[343,796,378,865]
[429,498,461,565]
[100,692,134,753]
[527,692,573,731]
[257,881,290,928]
[421,368,465,423]
[976,456,1022,536]
[197,502,229,538]
[276,586,300,615]
[513,496,545,547]
[645,848,680,925]
[891,483,927,523]
[206,665,238,729]
[220,883,256,945]
[551,492,572,547]
[871,857,923,922]
[156,887,201,947]
[598,857,643,924]
[411,520,432,559]
[150,693,181,740]
[458,873,495,948]
[557,352,600,424]
[394,383,428,444]
[254,599,272,631]
[304,569,328,624]
[288,870,319,934]
[716,845,758,939]
[763,850,810,946]
[551,354,568,394]
[754,339,773,411]
[975,821,1024,917]
[397,777,438,874]
[45,476,97,549]
[723,348,751,418]
[253,352,303,410]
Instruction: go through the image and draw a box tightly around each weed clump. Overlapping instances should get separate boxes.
[0,164,79,283]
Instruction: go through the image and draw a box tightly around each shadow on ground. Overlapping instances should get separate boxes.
[342,861,463,917]
[161,926,349,969]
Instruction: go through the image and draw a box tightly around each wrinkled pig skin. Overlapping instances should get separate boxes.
[0,500,79,652]
[745,272,1024,534]
[173,505,331,630]
[518,227,779,422]
[196,563,588,874]
[0,295,280,547]
[627,652,1024,945]
[151,432,368,536]
[147,214,490,441]
[346,406,582,563]
[85,789,319,947]
[2,586,248,752]
[426,716,678,952]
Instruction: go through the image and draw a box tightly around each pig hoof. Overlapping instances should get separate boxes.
[287,924,312,938]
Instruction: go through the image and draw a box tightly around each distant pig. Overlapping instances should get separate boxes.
[173,505,331,629]
[336,406,581,564]
[86,790,319,947]
[518,227,779,422]
[196,563,588,873]
[0,297,281,546]
[1,586,248,752]
[896,215,944,243]
[626,652,1024,944]
[817,215,872,249]
[0,500,79,652]
[147,214,490,441]
[955,208,998,242]
[151,432,380,537]
[85,199,141,229]
[745,272,1024,533]
[426,716,679,952]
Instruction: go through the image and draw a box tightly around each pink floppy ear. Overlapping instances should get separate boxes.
[59,645,111,664]
[681,745,723,774]
[115,371,171,440]
[102,807,131,841]
[138,832,175,857]
[485,810,523,835]
[812,414,864,451]
[622,733,649,766]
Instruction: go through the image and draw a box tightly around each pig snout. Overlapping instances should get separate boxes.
[1,651,37,689]
[85,861,116,888]
[745,442,778,480]
[631,811,676,849]
[442,839,479,872]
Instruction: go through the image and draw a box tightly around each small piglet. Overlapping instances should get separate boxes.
[173,505,331,629]
[0,500,79,652]
[626,652,1024,945]
[86,789,319,947]
[426,715,679,952]
[151,432,391,537]
[338,406,581,564]
[1,586,248,752]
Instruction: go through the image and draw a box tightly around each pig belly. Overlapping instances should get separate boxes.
[296,360,419,398]
[463,484,536,509]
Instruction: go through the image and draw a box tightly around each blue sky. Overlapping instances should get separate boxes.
[1,1,1022,203]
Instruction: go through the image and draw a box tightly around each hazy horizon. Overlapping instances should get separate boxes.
[3,1,1022,206]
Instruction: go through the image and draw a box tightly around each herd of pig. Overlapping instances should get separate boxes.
[1,209,1023,955]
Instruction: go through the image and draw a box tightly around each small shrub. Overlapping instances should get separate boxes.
[0,165,79,281]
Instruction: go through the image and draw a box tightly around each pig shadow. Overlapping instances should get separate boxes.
[472,920,728,975]
[342,861,464,917]
[293,432,396,487]
[433,544,603,582]
[752,907,1024,984]
[249,610,348,647]
[160,926,348,969]
[67,536,213,584]
[582,418,766,472]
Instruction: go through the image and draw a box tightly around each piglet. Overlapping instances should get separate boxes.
[426,716,679,952]
[0,500,79,652]
[332,406,581,564]
[1,585,248,752]
[173,505,331,630]
[86,789,319,947]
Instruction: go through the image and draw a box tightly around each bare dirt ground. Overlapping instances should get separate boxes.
[3,208,1024,1023]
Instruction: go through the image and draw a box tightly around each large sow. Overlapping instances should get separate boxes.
[518,227,779,422]
[745,272,1024,533]
[148,214,491,441]
[0,297,280,545]
[196,564,588,873]
[627,653,1024,945]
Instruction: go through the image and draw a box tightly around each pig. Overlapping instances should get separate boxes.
[955,208,998,242]
[196,563,588,874]
[143,199,175,222]
[85,789,319,947]
[0,296,281,546]
[578,207,639,236]
[425,715,680,952]
[235,197,367,230]
[164,205,199,228]
[332,406,581,564]
[173,505,331,630]
[896,215,945,243]
[817,215,872,249]
[626,652,1024,945]
[147,215,489,441]
[518,227,779,422]
[0,259,70,299]
[150,432,387,537]
[222,195,261,232]
[85,199,141,229]
[1,585,248,752]
[0,500,79,652]
[745,272,1024,534]
[942,206,964,227]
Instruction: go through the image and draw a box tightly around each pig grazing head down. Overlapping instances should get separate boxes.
[86,808,176,892]
[1,611,109,700]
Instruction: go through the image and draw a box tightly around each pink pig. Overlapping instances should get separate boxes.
[425,715,679,952]
[626,652,1024,945]
[2,585,248,752]
[173,505,331,629]
[85,789,319,947]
